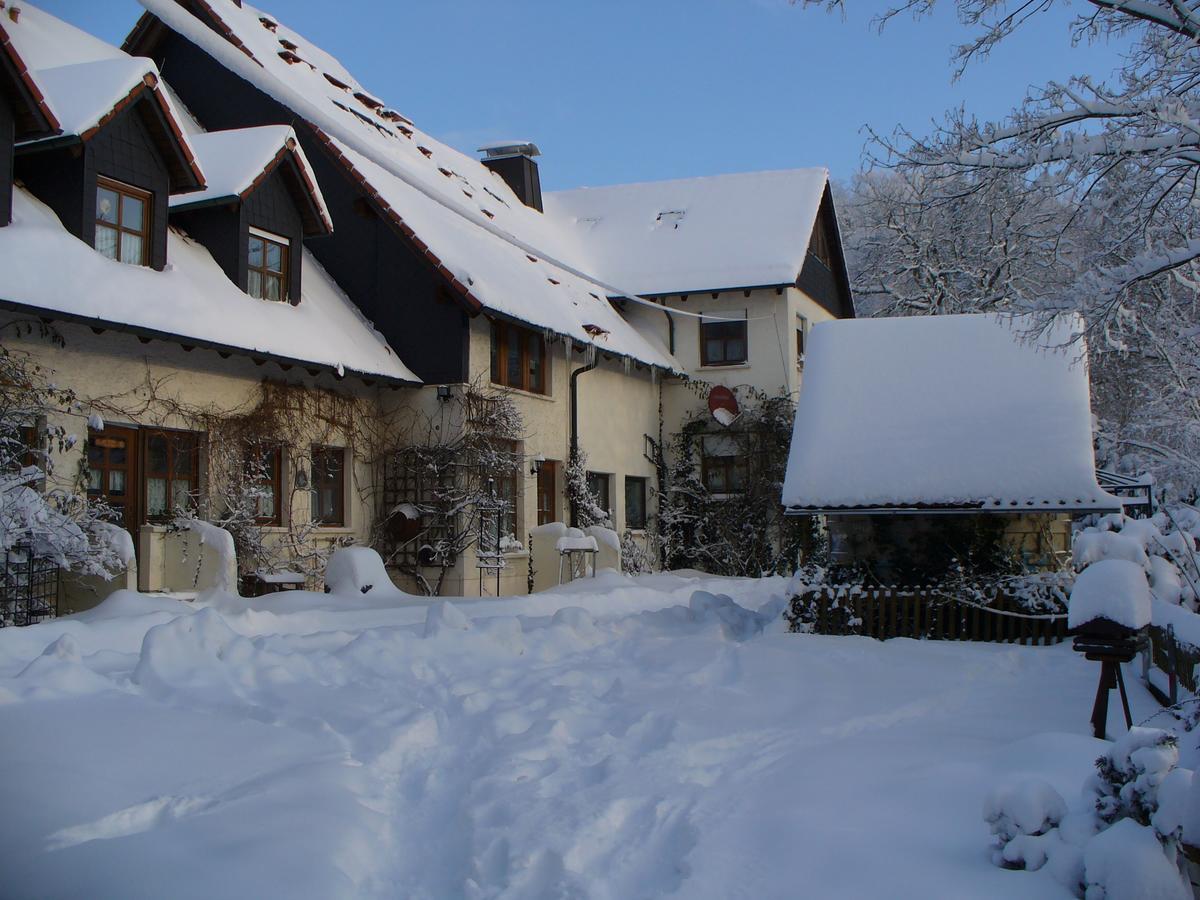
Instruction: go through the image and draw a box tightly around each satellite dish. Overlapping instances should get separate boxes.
[708,386,741,427]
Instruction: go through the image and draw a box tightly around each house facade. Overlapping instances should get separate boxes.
[2,0,853,606]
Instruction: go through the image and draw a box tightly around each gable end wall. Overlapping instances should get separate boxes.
[16,102,171,269]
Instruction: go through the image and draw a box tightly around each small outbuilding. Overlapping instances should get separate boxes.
[781,313,1122,584]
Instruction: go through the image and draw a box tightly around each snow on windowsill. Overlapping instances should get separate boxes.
[495,384,554,403]
[699,363,751,371]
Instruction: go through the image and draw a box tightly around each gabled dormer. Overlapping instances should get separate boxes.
[13,58,203,270]
[0,22,58,225]
[169,126,331,306]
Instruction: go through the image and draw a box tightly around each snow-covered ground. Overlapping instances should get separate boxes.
[0,572,1154,899]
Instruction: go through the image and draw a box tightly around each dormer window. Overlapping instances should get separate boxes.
[95,178,150,266]
[247,227,289,302]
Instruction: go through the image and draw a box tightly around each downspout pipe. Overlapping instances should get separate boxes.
[569,354,599,526]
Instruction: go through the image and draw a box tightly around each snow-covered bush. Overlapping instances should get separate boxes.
[620,529,655,575]
[658,390,805,577]
[373,380,525,595]
[1074,512,1200,610]
[0,339,126,607]
[984,728,1193,897]
[1090,729,1180,832]
[984,780,1068,849]
[564,447,610,530]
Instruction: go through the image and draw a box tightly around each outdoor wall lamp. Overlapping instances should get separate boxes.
[294,468,309,491]
[436,385,452,402]
[530,454,546,475]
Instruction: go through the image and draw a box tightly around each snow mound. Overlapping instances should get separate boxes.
[424,600,471,638]
[324,546,397,597]
[1149,556,1183,606]
[13,634,114,698]
[132,608,245,699]
[550,606,598,636]
[688,591,763,641]
[1083,819,1189,900]
[74,589,194,622]
[585,525,620,552]
[983,779,1067,844]
[1068,559,1151,630]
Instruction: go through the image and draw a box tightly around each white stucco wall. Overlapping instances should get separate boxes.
[649,286,840,430]
[413,317,660,597]
[9,321,388,602]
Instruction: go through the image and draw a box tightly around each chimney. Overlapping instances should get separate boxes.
[478,142,542,212]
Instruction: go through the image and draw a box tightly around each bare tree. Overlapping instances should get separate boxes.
[816,0,1200,494]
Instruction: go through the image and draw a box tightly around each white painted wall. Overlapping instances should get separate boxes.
[9,321,388,599]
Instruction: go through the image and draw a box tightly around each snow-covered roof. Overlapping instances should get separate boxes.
[544,169,831,297]
[6,3,204,191]
[0,187,417,384]
[781,314,1122,513]
[170,126,332,234]
[0,21,60,138]
[132,0,677,370]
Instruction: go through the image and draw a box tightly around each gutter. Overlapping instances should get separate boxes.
[568,354,599,527]
[0,298,419,388]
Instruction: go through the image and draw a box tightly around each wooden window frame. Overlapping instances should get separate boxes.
[142,428,201,523]
[248,444,283,526]
[490,319,547,394]
[535,460,558,527]
[624,476,648,530]
[699,314,748,367]
[95,176,151,266]
[700,437,748,495]
[586,471,611,519]
[310,445,346,527]
[796,314,807,364]
[247,226,290,303]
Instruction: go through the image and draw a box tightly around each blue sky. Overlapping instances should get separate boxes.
[37,0,1129,191]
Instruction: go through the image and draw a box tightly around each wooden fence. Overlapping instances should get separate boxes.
[1146,623,1200,703]
[790,588,1069,645]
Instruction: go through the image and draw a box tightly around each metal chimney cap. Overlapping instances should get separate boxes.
[477,141,541,159]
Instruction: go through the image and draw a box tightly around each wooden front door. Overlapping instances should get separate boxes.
[86,425,139,538]
[536,460,557,526]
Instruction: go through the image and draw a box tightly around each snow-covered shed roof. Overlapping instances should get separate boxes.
[544,169,831,297]
[170,126,332,235]
[0,21,59,138]
[5,3,204,191]
[0,187,417,384]
[781,314,1122,514]
[129,0,677,371]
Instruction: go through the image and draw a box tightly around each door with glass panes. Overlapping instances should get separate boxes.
[86,426,140,537]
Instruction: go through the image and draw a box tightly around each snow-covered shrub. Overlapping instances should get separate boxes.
[1074,511,1200,610]
[0,339,125,606]
[657,390,805,577]
[984,780,1068,849]
[620,529,655,575]
[373,380,525,595]
[564,447,610,530]
[1089,728,1180,831]
[1083,819,1190,900]
[985,727,1194,896]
